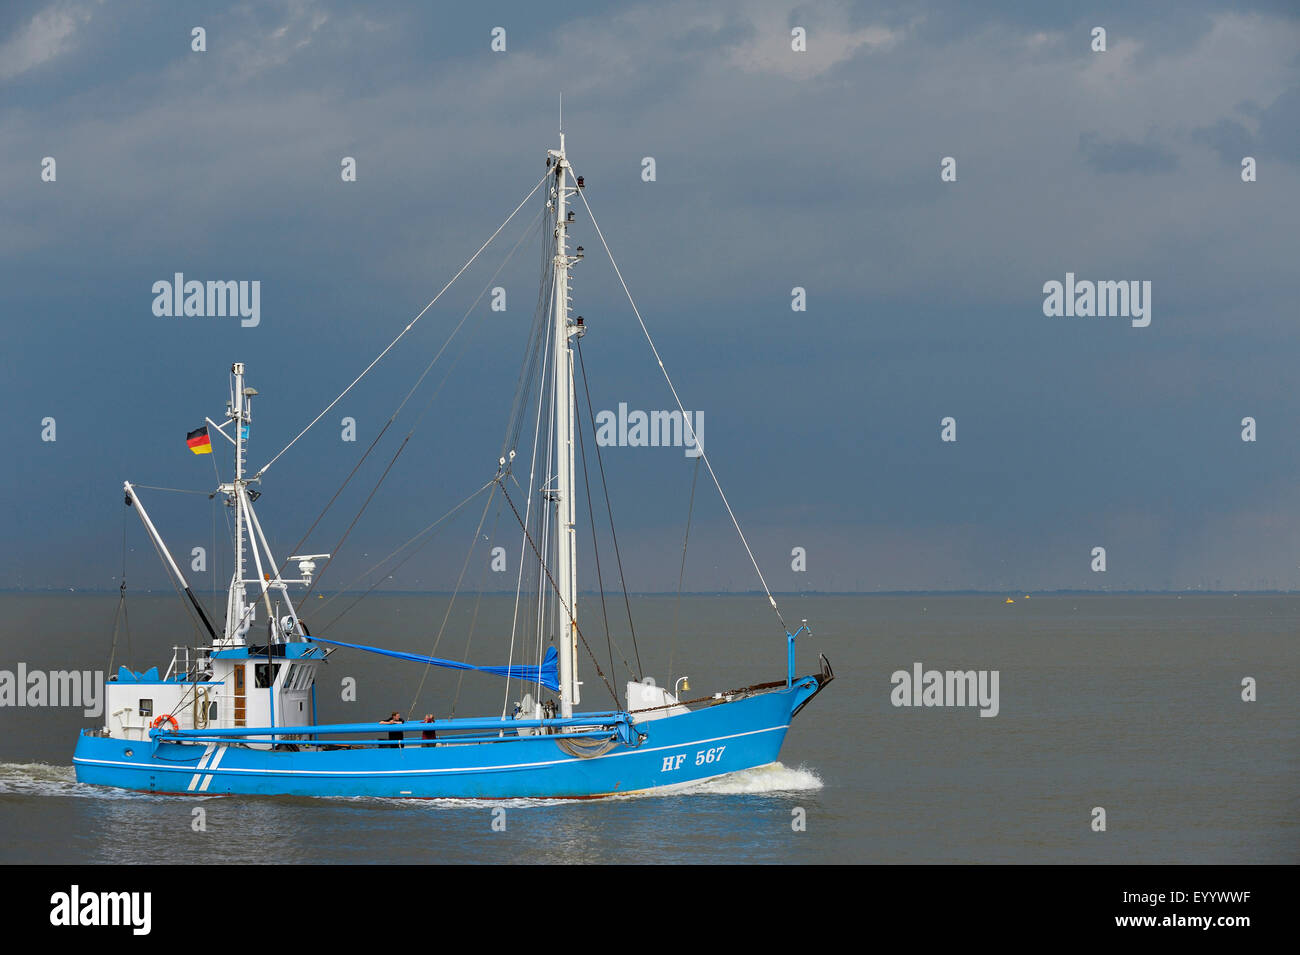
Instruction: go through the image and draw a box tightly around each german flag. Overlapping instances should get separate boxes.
[186,426,212,455]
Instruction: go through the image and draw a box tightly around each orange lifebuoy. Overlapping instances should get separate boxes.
[150,714,179,733]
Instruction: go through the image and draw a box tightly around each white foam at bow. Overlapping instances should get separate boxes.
[686,761,824,795]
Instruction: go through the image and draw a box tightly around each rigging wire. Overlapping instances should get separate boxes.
[497,479,620,707]
[574,390,620,697]
[498,196,562,717]
[297,208,546,603]
[533,308,559,700]
[406,484,499,717]
[500,274,555,718]
[280,421,398,580]
[574,341,643,677]
[128,484,210,495]
[210,452,229,616]
[281,205,547,577]
[572,372,637,700]
[107,504,133,673]
[253,170,551,481]
[448,498,506,718]
[296,191,543,635]
[500,196,565,464]
[211,478,217,606]
[136,501,206,644]
[314,478,496,632]
[570,168,790,635]
[226,204,543,643]
[669,456,702,677]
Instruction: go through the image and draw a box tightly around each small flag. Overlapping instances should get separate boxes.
[186,426,212,455]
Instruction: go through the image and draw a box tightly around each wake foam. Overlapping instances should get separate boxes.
[0,760,822,806]
[686,761,824,795]
[0,762,197,801]
[343,762,823,809]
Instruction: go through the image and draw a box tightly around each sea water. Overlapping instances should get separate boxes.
[0,593,1295,864]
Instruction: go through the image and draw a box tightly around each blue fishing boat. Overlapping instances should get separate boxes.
[72,129,832,799]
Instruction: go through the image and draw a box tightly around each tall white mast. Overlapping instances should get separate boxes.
[225,362,252,645]
[210,362,309,649]
[549,132,580,716]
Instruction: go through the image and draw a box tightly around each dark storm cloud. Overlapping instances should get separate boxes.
[2,1,1299,592]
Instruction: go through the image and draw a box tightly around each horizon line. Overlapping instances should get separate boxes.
[5,588,1298,597]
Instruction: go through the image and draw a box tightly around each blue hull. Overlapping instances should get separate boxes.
[73,675,825,799]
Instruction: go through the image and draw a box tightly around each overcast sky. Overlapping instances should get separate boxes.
[2,1,1298,594]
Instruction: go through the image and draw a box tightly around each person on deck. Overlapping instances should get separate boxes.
[379,711,404,748]
[421,714,438,744]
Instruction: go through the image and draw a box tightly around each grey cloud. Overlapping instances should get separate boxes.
[1257,84,1300,163]
[1078,131,1178,174]
[1192,85,1300,167]
[4,1,1300,592]
[1191,118,1255,165]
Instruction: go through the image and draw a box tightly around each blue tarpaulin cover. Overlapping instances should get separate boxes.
[304,636,560,692]
[115,666,161,683]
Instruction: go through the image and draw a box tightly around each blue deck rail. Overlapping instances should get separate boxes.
[151,712,644,748]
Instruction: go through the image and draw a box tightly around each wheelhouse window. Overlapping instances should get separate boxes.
[254,663,282,689]
[138,699,153,717]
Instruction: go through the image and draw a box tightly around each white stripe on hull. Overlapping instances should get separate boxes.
[74,723,789,780]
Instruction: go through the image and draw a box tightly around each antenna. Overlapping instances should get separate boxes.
[559,92,563,133]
